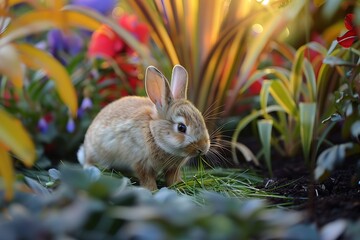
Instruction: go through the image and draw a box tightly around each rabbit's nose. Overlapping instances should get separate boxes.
[197,146,209,156]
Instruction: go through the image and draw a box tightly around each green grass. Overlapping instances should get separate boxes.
[20,160,292,207]
[173,164,291,205]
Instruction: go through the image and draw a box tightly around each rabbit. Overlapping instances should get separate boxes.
[78,65,210,190]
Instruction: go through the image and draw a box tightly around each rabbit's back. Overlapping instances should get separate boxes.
[83,96,154,168]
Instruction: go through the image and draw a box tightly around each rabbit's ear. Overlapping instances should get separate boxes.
[145,66,173,112]
[171,65,188,99]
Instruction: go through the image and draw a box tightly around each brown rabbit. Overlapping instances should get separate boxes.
[78,65,210,190]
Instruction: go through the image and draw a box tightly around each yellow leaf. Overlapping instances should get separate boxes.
[1,11,57,45]
[0,43,23,88]
[0,10,100,47]
[0,145,15,200]
[7,0,25,7]
[269,80,297,117]
[0,108,35,167]
[314,0,326,7]
[62,9,101,31]
[15,43,78,116]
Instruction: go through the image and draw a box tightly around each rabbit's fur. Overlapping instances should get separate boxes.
[78,65,210,190]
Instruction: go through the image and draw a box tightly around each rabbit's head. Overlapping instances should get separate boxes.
[146,65,210,159]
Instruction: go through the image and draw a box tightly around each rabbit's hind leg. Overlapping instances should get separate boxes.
[134,162,157,191]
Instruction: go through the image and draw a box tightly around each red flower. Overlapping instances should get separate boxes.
[88,14,149,104]
[88,14,150,58]
[249,78,263,95]
[88,25,124,58]
[337,14,358,48]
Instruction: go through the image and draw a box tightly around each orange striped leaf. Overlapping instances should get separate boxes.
[15,43,78,116]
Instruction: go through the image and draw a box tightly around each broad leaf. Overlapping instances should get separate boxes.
[25,177,51,196]
[290,46,305,100]
[0,108,36,166]
[260,80,272,116]
[315,142,354,181]
[241,68,291,95]
[323,56,355,67]
[269,80,297,116]
[303,59,317,102]
[299,103,316,163]
[15,43,78,116]
[232,105,285,164]
[351,120,360,140]
[257,120,273,176]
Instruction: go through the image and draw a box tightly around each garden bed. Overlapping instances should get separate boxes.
[261,157,360,227]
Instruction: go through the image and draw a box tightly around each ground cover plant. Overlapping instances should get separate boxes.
[0,0,360,239]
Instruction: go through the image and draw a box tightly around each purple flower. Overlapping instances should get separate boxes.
[47,29,83,64]
[80,97,93,110]
[78,97,93,117]
[66,118,76,133]
[71,0,116,15]
[38,117,49,133]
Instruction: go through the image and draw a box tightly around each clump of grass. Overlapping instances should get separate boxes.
[172,159,290,205]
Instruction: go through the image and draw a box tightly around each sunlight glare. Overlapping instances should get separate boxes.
[252,24,264,34]
[256,0,270,5]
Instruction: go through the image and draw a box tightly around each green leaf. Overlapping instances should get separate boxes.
[351,120,360,140]
[323,56,355,67]
[15,43,78,116]
[0,108,36,167]
[290,46,305,101]
[231,105,285,164]
[303,59,317,102]
[315,143,354,181]
[291,42,327,102]
[269,80,297,116]
[241,68,291,95]
[260,80,272,115]
[299,103,316,163]
[257,120,273,176]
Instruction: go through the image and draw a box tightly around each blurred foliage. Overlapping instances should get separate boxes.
[232,42,335,173]
[0,165,302,239]
[0,0,154,199]
[1,165,359,239]
[0,0,359,238]
[315,40,360,181]
[125,0,307,124]
[0,0,104,199]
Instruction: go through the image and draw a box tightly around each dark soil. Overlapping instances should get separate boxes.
[261,157,360,227]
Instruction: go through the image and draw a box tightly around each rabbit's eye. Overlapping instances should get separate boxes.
[177,123,187,133]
